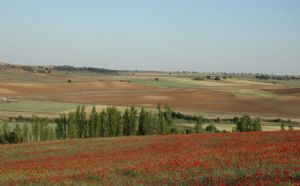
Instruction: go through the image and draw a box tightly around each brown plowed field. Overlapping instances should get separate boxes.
[262,88,300,96]
[1,81,300,117]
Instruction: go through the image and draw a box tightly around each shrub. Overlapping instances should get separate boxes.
[170,127,179,134]
[206,124,217,133]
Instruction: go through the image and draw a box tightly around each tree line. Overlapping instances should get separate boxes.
[53,65,118,74]
[0,116,55,144]
[1,105,295,145]
[55,105,174,139]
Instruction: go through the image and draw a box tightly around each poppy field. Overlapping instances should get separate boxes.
[0,131,300,185]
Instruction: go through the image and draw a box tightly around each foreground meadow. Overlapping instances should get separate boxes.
[0,131,299,185]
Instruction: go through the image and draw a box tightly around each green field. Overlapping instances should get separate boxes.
[174,120,300,132]
[133,78,203,88]
[226,89,275,98]
[0,100,79,113]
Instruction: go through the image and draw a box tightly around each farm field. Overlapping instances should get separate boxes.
[0,131,299,185]
[1,72,300,120]
[1,66,300,133]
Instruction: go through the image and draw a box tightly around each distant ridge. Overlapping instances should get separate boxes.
[0,61,118,74]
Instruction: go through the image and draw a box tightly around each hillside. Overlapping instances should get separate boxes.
[0,62,117,82]
[0,131,299,185]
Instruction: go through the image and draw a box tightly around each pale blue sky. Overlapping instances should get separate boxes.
[0,0,300,74]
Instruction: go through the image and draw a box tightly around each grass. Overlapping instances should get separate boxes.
[0,131,299,185]
[133,78,202,88]
[227,89,275,98]
[0,100,79,113]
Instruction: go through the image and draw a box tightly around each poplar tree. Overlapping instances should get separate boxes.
[76,105,87,138]
[157,110,168,134]
[129,107,137,135]
[164,106,173,127]
[14,124,23,143]
[32,116,40,141]
[94,113,101,137]
[195,116,204,133]
[138,108,146,135]
[99,110,107,137]
[22,123,29,142]
[56,114,67,139]
[68,112,78,139]
[89,106,98,137]
[123,108,130,136]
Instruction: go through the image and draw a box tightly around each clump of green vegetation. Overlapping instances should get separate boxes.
[234,115,262,132]
[205,124,218,133]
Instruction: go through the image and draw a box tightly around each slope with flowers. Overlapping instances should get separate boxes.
[0,131,299,185]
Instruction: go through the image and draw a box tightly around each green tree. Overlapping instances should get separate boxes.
[40,118,50,141]
[145,111,156,135]
[280,123,285,131]
[194,116,204,133]
[75,105,87,138]
[99,110,107,137]
[205,124,218,133]
[31,116,40,141]
[7,131,18,144]
[129,107,137,135]
[236,115,251,132]
[252,118,262,131]
[56,114,67,139]
[68,112,78,139]
[89,106,98,138]
[2,122,10,141]
[157,109,168,135]
[22,123,29,142]
[14,124,23,143]
[287,120,294,131]
[138,108,146,135]
[107,107,122,137]
[94,113,101,137]
[49,128,55,140]
[163,106,173,127]
[123,108,130,136]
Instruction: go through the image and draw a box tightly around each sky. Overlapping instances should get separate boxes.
[0,0,300,74]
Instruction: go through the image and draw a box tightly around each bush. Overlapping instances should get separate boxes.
[193,77,205,81]
[206,124,218,133]
[288,125,294,131]
[7,131,18,144]
[170,127,179,134]
[185,129,193,134]
[280,123,285,131]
